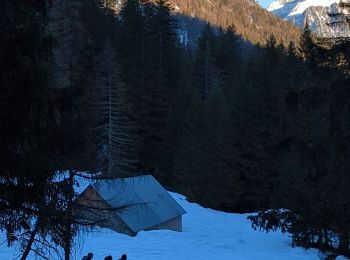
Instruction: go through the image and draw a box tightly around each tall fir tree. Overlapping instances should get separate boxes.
[298,23,317,69]
[92,40,139,177]
[139,0,181,172]
[194,24,219,100]
[216,24,241,98]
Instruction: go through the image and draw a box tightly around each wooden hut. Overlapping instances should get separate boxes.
[76,175,186,236]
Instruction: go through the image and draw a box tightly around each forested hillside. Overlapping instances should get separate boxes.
[113,0,302,45]
[1,0,350,259]
[167,0,302,44]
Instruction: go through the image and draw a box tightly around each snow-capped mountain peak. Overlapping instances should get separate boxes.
[268,0,338,14]
[267,0,350,38]
[267,0,295,13]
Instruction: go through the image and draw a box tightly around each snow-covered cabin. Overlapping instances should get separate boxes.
[76,175,186,236]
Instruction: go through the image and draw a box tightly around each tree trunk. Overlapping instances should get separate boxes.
[64,170,75,260]
[64,242,70,260]
[20,223,39,260]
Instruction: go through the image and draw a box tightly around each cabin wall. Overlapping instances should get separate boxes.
[76,187,135,236]
[145,216,183,232]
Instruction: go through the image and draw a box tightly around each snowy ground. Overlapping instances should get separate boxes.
[0,191,328,260]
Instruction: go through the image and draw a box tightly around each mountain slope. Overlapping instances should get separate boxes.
[168,0,301,45]
[268,0,350,38]
[112,0,302,45]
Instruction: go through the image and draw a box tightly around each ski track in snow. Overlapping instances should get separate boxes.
[1,192,324,260]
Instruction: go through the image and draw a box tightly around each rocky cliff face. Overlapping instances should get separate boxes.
[267,0,350,38]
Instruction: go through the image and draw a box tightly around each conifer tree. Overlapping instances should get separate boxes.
[0,1,64,258]
[298,23,317,67]
[156,50,194,187]
[170,85,204,197]
[119,0,145,91]
[285,41,302,90]
[92,40,138,177]
[216,24,241,98]
[119,0,149,171]
[138,0,181,171]
[194,24,218,100]
[201,85,243,210]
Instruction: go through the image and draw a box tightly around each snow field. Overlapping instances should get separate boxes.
[0,192,324,259]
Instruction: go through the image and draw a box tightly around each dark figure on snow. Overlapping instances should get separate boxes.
[104,256,113,260]
[119,254,127,260]
[82,252,93,260]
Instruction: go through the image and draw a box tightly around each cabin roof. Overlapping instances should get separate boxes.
[87,175,186,233]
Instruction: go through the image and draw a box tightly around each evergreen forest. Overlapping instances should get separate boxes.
[1,0,350,258]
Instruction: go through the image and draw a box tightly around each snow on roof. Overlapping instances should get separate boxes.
[90,175,186,233]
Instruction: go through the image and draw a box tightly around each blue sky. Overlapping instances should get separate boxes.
[257,0,274,8]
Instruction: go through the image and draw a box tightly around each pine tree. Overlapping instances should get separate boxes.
[119,0,145,91]
[201,85,243,210]
[170,85,204,197]
[194,24,219,100]
[0,1,61,258]
[285,41,302,90]
[138,0,181,171]
[298,23,317,67]
[156,49,194,187]
[119,0,148,171]
[216,24,241,98]
[92,40,138,177]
